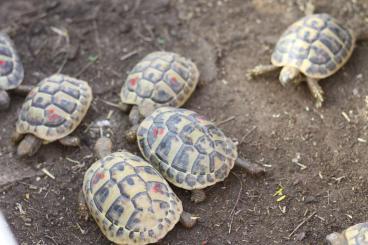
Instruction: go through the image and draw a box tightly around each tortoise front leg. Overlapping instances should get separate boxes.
[246,64,280,80]
[235,157,265,176]
[11,131,24,144]
[0,90,10,111]
[179,211,198,228]
[17,134,42,157]
[128,105,142,126]
[190,189,206,203]
[306,77,324,108]
[303,0,315,16]
[59,136,80,147]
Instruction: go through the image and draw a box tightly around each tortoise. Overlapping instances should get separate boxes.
[247,13,367,108]
[79,137,197,245]
[120,51,199,127]
[133,107,265,203]
[12,74,92,157]
[326,222,368,245]
[0,32,24,110]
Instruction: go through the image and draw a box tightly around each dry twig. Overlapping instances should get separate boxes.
[288,211,316,238]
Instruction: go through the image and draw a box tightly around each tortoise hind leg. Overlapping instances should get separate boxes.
[17,134,42,157]
[179,211,198,228]
[246,64,280,80]
[59,136,80,147]
[306,77,324,108]
[190,189,206,203]
[0,90,10,111]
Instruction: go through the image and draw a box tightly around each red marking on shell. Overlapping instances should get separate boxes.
[152,183,162,193]
[47,108,60,122]
[153,128,164,138]
[129,77,138,87]
[92,171,105,185]
[171,76,178,84]
[0,60,5,65]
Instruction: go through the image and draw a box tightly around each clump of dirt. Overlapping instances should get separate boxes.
[1,0,368,244]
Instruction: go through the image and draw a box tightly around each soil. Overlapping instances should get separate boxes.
[1,0,368,244]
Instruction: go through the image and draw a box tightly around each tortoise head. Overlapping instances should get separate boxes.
[17,134,42,157]
[279,66,301,86]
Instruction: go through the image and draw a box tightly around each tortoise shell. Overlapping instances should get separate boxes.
[0,32,24,90]
[16,74,92,142]
[326,222,368,245]
[271,13,355,79]
[137,107,238,190]
[83,151,183,245]
[120,51,199,117]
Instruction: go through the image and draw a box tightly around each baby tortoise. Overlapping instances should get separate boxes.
[80,138,197,245]
[0,32,24,110]
[120,51,199,127]
[134,107,265,203]
[326,222,368,245]
[13,74,92,157]
[247,13,367,108]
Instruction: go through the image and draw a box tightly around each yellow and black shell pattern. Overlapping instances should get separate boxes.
[83,151,183,245]
[0,32,24,90]
[120,51,199,117]
[326,222,368,245]
[137,107,238,190]
[271,13,355,78]
[16,74,92,142]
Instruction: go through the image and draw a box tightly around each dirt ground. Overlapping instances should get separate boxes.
[1,0,368,244]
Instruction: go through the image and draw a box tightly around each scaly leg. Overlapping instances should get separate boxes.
[246,64,280,80]
[235,158,265,176]
[11,131,24,144]
[303,0,315,16]
[59,136,80,147]
[0,90,10,111]
[179,211,198,228]
[129,105,141,126]
[306,78,324,108]
[190,189,206,203]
